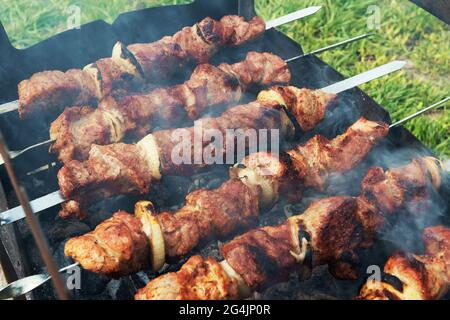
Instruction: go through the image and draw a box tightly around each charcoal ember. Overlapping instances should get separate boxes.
[53,241,110,298]
[77,294,109,300]
[15,207,60,237]
[130,271,150,290]
[157,175,194,206]
[282,202,308,218]
[45,219,90,244]
[190,177,207,192]
[296,291,338,300]
[106,278,135,300]
[206,178,222,189]
[283,204,294,218]
[53,241,74,267]
[85,206,118,228]
[81,273,111,298]
[259,203,286,226]
[143,257,189,284]
[262,265,341,300]
[199,240,221,261]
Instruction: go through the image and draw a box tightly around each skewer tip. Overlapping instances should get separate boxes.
[391,60,407,69]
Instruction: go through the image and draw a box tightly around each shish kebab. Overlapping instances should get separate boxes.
[63,116,390,276]
[0,33,373,166]
[358,226,450,300]
[49,51,290,164]
[0,116,386,300]
[133,156,445,300]
[0,7,321,119]
[0,60,406,222]
[0,100,446,299]
[60,97,450,276]
[50,34,373,164]
[56,61,404,219]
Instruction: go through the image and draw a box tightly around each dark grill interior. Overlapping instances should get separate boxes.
[0,0,448,300]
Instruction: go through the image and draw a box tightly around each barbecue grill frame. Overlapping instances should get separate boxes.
[0,0,448,300]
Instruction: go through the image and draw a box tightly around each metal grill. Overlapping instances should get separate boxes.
[0,0,448,300]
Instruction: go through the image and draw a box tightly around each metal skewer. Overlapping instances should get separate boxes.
[0,262,79,300]
[0,95,447,299]
[0,138,55,166]
[285,32,375,62]
[389,97,450,128]
[0,32,373,167]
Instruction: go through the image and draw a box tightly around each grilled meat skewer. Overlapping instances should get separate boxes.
[0,32,374,168]
[50,51,290,164]
[18,15,266,118]
[0,60,405,223]
[133,157,444,299]
[58,86,336,218]
[358,226,450,300]
[64,117,388,275]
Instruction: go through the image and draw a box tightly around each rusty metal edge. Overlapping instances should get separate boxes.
[0,181,33,300]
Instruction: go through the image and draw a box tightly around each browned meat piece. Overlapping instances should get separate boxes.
[50,106,111,164]
[59,200,87,220]
[360,157,441,215]
[221,197,364,290]
[219,16,265,46]
[218,52,290,90]
[58,143,153,205]
[55,100,283,212]
[158,179,260,257]
[358,226,450,300]
[18,69,97,118]
[258,86,337,131]
[64,212,148,277]
[135,255,239,300]
[85,58,141,98]
[290,117,389,189]
[129,15,264,76]
[127,40,187,83]
[50,52,290,164]
[153,101,285,175]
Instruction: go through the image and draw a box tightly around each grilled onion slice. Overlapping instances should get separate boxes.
[220,260,252,298]
[422,156,443,189]
[111,41,144,81]
[136,134,162,180]
[135,201,166,271]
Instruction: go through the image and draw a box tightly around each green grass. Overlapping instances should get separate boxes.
[0,0,448,156]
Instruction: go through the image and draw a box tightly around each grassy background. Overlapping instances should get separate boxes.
[0,0,448,156]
